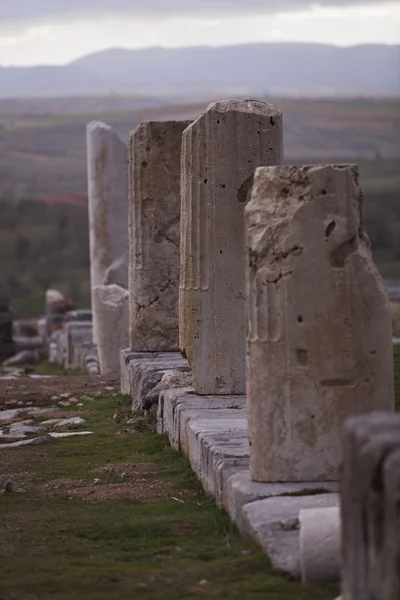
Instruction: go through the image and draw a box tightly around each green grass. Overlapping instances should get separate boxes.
[0,395,338,600]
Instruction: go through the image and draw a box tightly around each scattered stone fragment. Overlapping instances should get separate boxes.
[58,401,71,408]
[40,419,64,427]
[9,424,40,435]
[0,435,53,448]
[48,431,93,438]
[54,417,86,428]
[51,395,59,401]
[69,397,79,404]
[2,479,26,493]
[280,517,300,531]
[60,392,71,399]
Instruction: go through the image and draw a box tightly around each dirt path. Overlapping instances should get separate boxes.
[0,372,119,406]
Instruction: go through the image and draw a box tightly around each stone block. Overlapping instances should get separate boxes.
[92,284,129,375]
[119,350,190,409]
[245,164,394,482]
[241,493,339,579]
[129,120,190,351]
[87,122,129,343]
[65,322,93,369]
[180,99,283,395]
[299,505,341,582]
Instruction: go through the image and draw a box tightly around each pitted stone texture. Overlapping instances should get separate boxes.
[92,284,129,375]
[129,121,190,351]
[241,493,339,579]
[299,506,341,582]
[87,122,129,344]
[180,100,283,395]
[245,164,394,482]
[341,412,400,600]
[119,351,190,409]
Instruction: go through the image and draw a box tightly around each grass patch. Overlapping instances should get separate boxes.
[0,394,338,600]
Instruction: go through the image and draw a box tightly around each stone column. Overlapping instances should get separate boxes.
[180,100,283,395]
[92,284,129,375]
[341,412,400,600]
[129,120,191,351]
[87,121,129,343]
[245,164,394,482]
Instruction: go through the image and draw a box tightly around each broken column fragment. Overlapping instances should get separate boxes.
[245,164,394,482]
[179,100,283,395]
[92,284,129,375]
[87,121,129,343]
[129,120,190,351]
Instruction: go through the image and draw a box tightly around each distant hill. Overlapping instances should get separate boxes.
[1,43,399,98]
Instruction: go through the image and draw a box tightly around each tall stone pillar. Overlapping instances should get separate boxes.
[180,100,283,395]
[245,164,394,482]
[87,121,129,343]
[129,120,191,351]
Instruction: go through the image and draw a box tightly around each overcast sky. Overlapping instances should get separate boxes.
[0,1,399,66]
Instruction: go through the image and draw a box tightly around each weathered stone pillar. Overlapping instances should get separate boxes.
[180,100,283,395]
[92,284,129,375]
[341,412,400,600]
[129,120,190,351]
[245,164,394,482]
[87,121,129,343]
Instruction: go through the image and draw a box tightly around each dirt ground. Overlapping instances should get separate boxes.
[0,372,119,406]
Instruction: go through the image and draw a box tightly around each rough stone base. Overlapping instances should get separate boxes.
[119,348,190,409]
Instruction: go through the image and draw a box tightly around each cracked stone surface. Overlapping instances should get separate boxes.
[87,121,129,344]
[179,100,283,395]
[129,120,191,351]
[245,164,394,482]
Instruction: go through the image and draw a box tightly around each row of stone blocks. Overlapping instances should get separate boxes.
[48,313,99,374]
[86,98,397,591]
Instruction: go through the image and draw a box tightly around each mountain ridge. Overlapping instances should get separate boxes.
[1,42,399,98]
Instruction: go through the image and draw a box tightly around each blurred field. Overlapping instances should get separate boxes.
[0,95,399,316]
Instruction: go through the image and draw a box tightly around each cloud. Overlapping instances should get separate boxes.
[0,0,396,29]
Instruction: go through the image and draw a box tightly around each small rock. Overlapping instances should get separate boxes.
[58,401,71,408]
[77,403,83,407]
[69,397,79,404]
[94,478,100,485]
[51,395,59,401]
[60,393,71,399]
[54,417,86,428]
[17,401,24,407]
[41,418,63,427]
[9,424,40,435]
[49,431,93,438]
[26,401,33,406]
[105,386,115,392]
[280,517,300,531]
[199,580,208,586]
[2,479,26,493]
